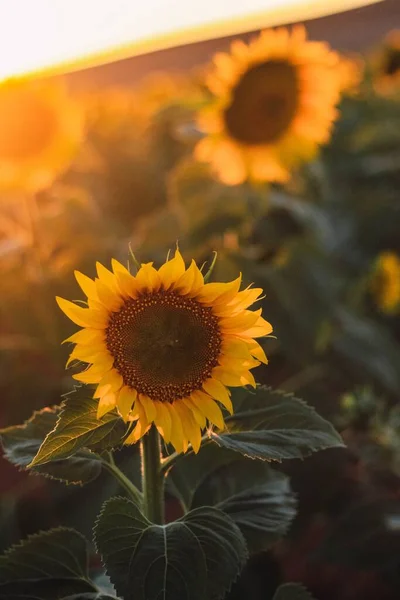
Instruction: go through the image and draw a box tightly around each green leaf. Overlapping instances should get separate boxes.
[0,407,101,485]
[211,387,344,461]
[273,583,317,600]
[0,527,96,600]
[166,443,239,510]
[28,390,128,468]
[94,497,248,600]
[191,460,296,552]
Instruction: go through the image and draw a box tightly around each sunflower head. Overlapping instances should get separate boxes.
[0,77,84,192]
[196,26,355,185]
[371,251,400,314]
[373,30,400,94]
[57,250,272,454]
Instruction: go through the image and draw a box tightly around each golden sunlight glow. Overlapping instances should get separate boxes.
[0,0,381,81]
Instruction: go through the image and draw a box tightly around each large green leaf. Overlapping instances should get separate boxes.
[29,390,128,468]
[0,528,96,600]
[166,443,239,510]
[211,387,344,461]
[273,583,317,600]
[94,497,248,600]
[0,407,101,484]
[191,460,296,552]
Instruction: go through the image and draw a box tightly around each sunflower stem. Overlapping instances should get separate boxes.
[100,455,143,506]
[141,426,165,524]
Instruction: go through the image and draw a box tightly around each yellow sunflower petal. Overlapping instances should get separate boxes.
[65,345,107,367]
[212,366,256,388]
[197,275,241,304]
[221,338,253,360]
[117,386,137,421]
[154,401,172,443]
[238,320,273,338]
[174,259,204,295]
[247,340,268,364]
[96,262,119,291]
[74,271,98,301]
[218,354,260,372]
[191,390,225,429]
[97,392,117,419]
[72,360,112,384]
[56,297,107,329]
[182,397,207,429]
[135,262,161,292]
[124,420,151,445]
[111,259,137,297]
[219,309,261,332]
[97,369,124,393]
[93,383,111,399]
[95,279,124,312]
[229,287,264,311]
[139,394,158,422]
[202,378,233,414]
[158,249,186,289]
[174,402,202,454]
[166,403,185,454]
[63,328,105,346]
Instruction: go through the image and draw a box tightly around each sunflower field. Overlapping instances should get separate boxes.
[0,22,399,600]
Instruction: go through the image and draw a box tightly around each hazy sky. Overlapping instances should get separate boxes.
[0,0,380,80]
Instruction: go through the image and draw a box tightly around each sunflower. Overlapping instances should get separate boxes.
[196,26,353,185]
[0,77,84,192]
[373,30,400,94]
[372,252,400,314]
[57,250,272,453]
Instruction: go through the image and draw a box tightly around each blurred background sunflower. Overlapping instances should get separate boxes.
[196,26,354,185]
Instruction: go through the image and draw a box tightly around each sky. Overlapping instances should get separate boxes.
[0,0,380,80]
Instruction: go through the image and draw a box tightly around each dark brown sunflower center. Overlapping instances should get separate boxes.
[384,48,400,76]
[224,60,299,145]
[105,291,222,403]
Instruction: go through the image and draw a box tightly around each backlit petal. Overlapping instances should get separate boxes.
[74,271,98,300]
[117,386,137,421]
[140,394,158,422]
[167,404,185,454]
[202,378,233,414]
[174,402,202,454]
[197,276,241,305]
[183,397,207,428]
[135,263,161,292]
[63,328,105,346]
[154,401,172,443]
[191,390,225,429]
[158,249,186,289]
[56,297,108,329]
[174,260,204,295]
[97,392,117,418]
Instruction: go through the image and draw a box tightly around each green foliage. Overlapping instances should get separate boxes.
[166,443,238,509]
[0,406,102,484]
[191,459,296,552]
[94,497,248,600]
[29,389,128,469]
[211,386,344,461]
[0,528,98,600]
